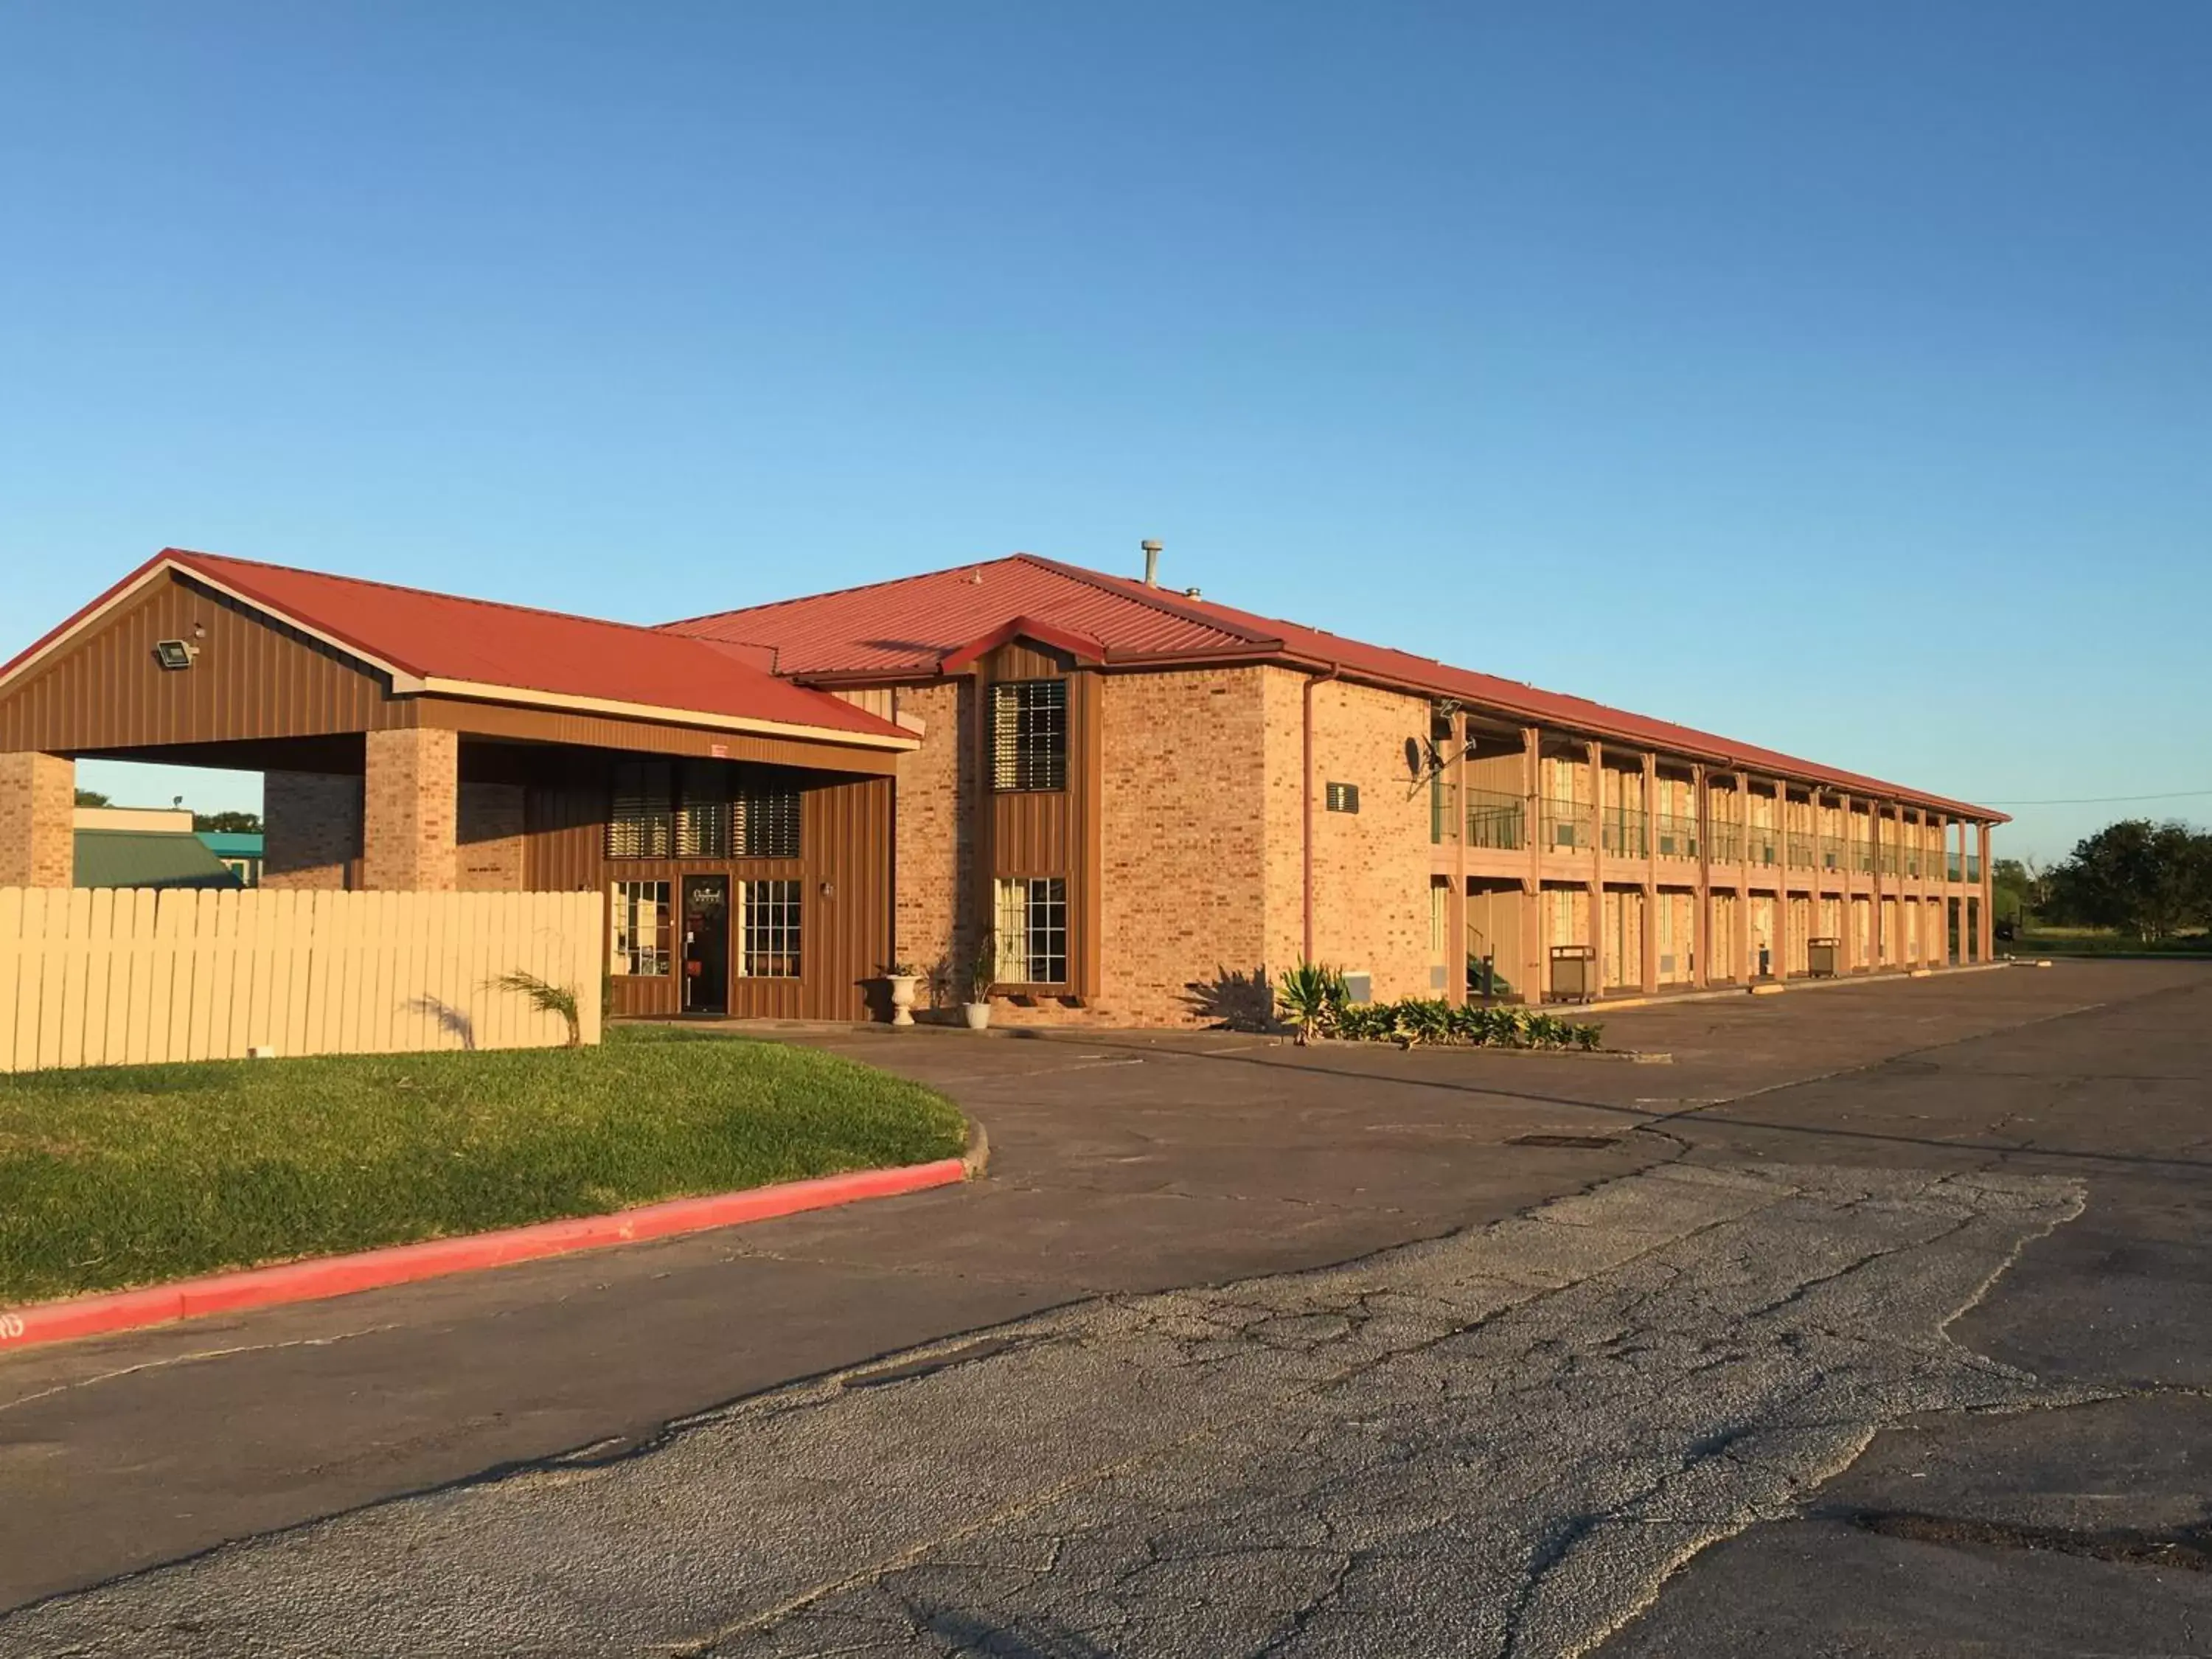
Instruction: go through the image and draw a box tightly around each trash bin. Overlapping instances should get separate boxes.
[1549,944,1597,1004]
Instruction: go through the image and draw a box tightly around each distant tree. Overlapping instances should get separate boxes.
[192,810,263,835]
[2044,820,2212,942]
[1992,855,2053,930]
[74,788,111,807]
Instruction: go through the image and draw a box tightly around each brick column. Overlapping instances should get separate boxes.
[363,726,459,891]
[0,751,74,887]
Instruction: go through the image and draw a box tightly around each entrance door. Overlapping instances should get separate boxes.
[681,875,730,1015]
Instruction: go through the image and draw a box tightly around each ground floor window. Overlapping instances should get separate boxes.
[739,879,802,978]
[994,876,1068,985]
[611,880,671,975]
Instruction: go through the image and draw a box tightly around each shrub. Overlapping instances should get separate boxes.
[1308,993,1601,1052]
[1276,961,1349,1044]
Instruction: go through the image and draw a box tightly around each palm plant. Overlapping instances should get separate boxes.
[490,969,583,1047]
[1276,961,1344,1045]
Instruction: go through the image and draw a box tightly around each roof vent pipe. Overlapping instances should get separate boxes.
[1141,539,1163,588]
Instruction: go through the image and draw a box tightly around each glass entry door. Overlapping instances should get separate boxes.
[681,875,730,1015]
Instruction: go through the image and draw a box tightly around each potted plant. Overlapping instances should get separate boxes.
[963,931,998,1031]
[883,961,920,1028]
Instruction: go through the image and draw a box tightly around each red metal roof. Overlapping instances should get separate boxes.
[0,552,911,745]
[669,554,2003,820]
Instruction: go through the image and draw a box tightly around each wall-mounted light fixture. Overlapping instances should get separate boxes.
[153,639,194,671]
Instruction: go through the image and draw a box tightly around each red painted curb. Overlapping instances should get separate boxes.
[0,1157,968,1352]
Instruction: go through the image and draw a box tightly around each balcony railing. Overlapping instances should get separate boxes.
[1966,854,1983,882]
[1601,807,1647,859]
[1540,797,1586,852]
[1654,812,1700,860]
[1708,821,1744,864]
[1787,832,1818,869]
[1947,852,1963,881]
[1851,840,1875,874]
[1466,790,1526,852]
[1819,835,1846,872]
[1430,777,1457,845]
[1747,828,1779,867]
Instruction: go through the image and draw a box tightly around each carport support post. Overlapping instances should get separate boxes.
[362,727,459,891]
[0,750,74,887]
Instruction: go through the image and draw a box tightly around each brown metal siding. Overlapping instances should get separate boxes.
[799,773,894,1021]
[520,752,890,1023]
[0,571,391,753]
[417,698,900,774]
[967,642,1102,1001]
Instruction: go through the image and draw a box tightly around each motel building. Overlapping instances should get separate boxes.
[1,547,2003,1029]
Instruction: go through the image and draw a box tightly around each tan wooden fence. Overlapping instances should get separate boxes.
[0,888,603,1073]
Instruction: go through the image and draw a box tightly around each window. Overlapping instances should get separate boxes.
[734,787,801,858]
[993,876,1068,984]
[739,879,802,978]
[991,680,1067,792]
[608,762,800,860]
[675,762,731,858]
[608,762,674,859]
[611,880,671,975]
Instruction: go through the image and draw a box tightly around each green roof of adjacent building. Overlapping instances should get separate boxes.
[195,831,265,858]
[74,830,243,890]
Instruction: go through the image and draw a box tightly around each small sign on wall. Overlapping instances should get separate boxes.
[1325,782,1360,814]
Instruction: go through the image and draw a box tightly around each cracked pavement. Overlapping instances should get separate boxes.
[0,1163,2101,1656]
[3,961,2209,1655]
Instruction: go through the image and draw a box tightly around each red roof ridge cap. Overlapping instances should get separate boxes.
[164,548,694,641]
[659,553,1035,633]
[1008,553,1285,647]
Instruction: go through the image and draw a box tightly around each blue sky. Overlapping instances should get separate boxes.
[2,1,2205,860]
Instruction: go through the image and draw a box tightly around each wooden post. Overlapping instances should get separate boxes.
[1523,726,1543,1003]
[1447,709,1468,1006]
[1640,751,1659,994]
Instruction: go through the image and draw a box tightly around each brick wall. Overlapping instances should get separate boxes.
[364,726,458,891]
[458,780,525,891]
[891,680,973,998]
[1097,667,1276,1025]
[0,750,73,887]
[1276,672,1435,1003]
[262,771,362,890]
[878,665,1463,1027]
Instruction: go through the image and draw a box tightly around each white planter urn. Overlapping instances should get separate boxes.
[963,1001,992,1032]
[886,974,919,1027]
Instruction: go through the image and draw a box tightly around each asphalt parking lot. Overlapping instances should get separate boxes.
[1,960,2206,1655]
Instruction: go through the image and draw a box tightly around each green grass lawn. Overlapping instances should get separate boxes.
[0,1026,965,1304]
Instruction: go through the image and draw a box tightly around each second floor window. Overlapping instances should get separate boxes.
[991,678,1066,791]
